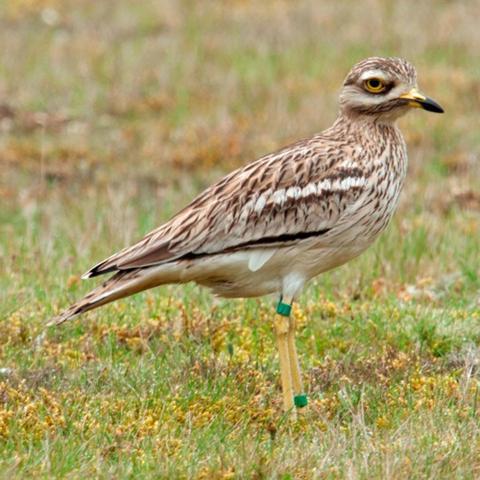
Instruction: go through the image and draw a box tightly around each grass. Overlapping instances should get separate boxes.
[1,0,480,477]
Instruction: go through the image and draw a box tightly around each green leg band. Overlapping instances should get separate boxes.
[294,394,308,408]
[276,301,292,317]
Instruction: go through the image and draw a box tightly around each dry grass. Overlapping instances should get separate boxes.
[1,0,480,478]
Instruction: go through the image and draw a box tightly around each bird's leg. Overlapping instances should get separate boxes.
[274,298,294,412]
[287,316,308,409]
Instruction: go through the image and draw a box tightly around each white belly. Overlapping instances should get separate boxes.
[176,240,369,299]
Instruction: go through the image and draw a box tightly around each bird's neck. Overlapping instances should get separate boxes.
[324,111,408,177]
[328,112,404,144]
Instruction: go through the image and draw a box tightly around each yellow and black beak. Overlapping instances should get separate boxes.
[399,88,444,113]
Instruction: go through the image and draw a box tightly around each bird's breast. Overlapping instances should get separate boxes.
[321,136,408,251]
[353,139,408,240]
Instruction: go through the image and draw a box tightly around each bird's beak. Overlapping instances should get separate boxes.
[399,87,444,113]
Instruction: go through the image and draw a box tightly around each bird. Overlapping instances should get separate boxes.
[50,57,443,412]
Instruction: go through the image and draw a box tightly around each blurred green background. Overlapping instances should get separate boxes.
[1,1,479,478]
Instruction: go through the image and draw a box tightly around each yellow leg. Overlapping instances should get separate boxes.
[288,317,304,396]
[274,315,294,412]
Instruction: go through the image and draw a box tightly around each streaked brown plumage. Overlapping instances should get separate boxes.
[51,57,443,411]
[52,57,443,325]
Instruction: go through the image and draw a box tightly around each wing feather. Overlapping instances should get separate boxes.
[85,136,368,278]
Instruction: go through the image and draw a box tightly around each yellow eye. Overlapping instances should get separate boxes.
[364,78,386,93]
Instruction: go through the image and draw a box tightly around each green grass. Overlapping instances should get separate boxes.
[1,0,480,478]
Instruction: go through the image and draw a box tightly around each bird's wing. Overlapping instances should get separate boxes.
[85,137,368,278]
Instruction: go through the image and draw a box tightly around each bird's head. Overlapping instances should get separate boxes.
[339,57,444,122]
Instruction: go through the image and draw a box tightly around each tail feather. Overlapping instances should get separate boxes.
[48,269,153,326]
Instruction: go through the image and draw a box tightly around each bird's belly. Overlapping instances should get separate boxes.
[183,242,367,299]
[304,243,369,278]
[184,251,282,298]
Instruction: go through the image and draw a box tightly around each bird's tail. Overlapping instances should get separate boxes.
[48,269,156,326]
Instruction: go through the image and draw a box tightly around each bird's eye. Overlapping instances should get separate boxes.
[364,78,386,93]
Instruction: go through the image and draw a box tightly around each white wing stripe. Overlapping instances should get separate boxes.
[238,177,367,220]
